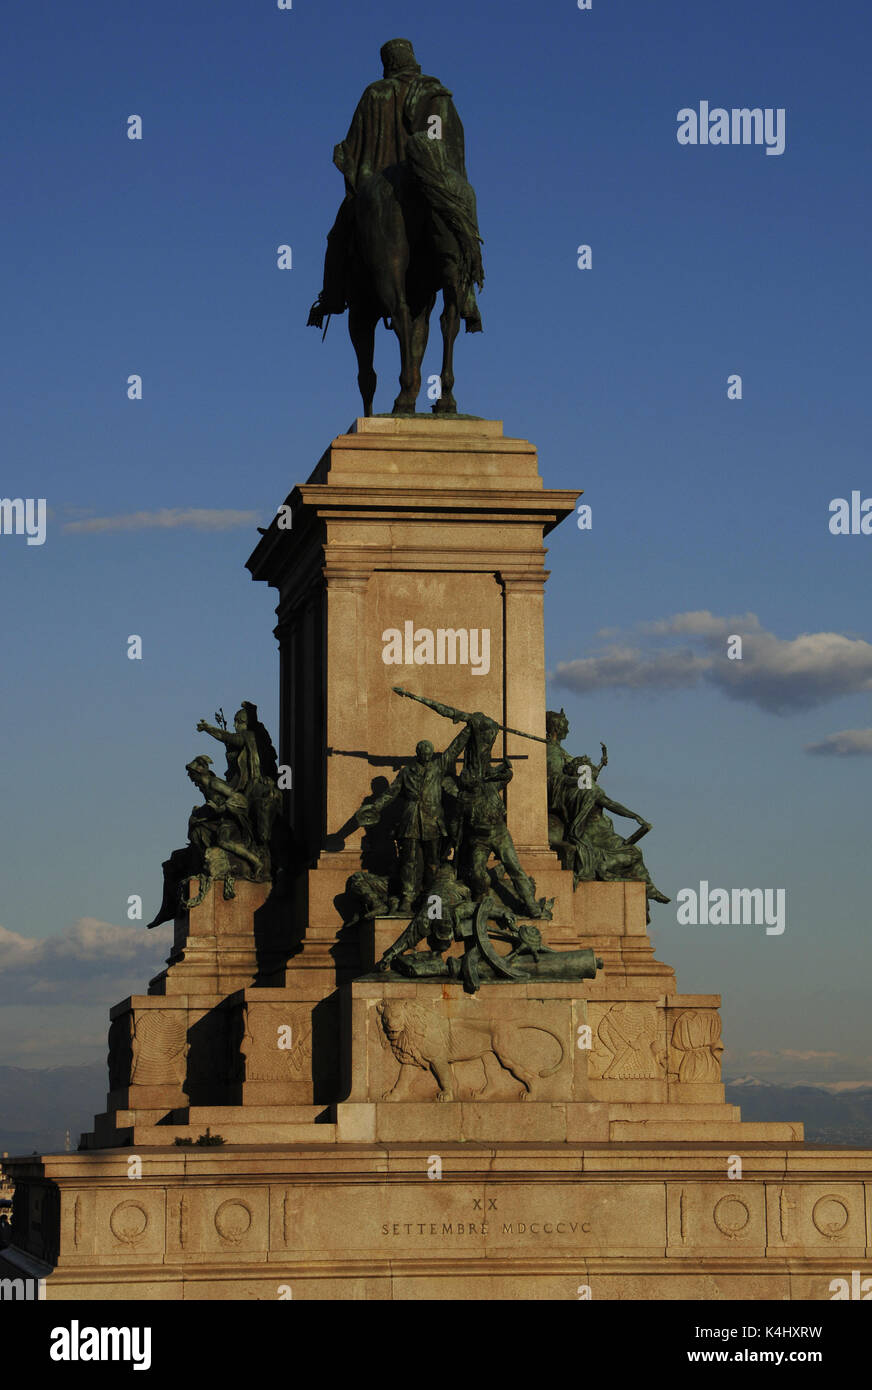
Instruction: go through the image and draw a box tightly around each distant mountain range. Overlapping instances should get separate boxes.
[0,1062,105,1156]
[725,1076,872,1146]
[1,1064,871,1153]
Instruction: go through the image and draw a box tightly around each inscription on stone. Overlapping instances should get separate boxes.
[379,1215,591,1236]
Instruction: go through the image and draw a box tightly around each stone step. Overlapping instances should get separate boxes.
[332,1102,803,1145]
[606,1103,740,1122]
[77,1126,132,1151]
[98,1104,327,1127]
[128,1122,337,1145]
[104,1108,173,1125]
[83,1104,333,1148]
[609,1120,804,1142]
[185,1106,328,1125]
[84,1101,752,1151]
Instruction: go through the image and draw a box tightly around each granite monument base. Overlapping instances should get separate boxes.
[7,1140,871,1300]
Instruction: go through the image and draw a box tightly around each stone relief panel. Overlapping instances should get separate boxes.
[129,1009,188,1086]
[668,1009,724,1082]
[240,1003,313,1083]
[811,1194,851,1241]
[214,1199,253,1246]
[589,1002,665,1081]
[767,1183,867,1249]
[712,1194,753,1240]
[199,1187,269,1254]
[96,1189,166,1258]
[109,1200,150,1248]
[374,997,570,1103]
[669,1183,766,1250]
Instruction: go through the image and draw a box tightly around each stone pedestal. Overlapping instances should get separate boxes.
[332,977,798,1146]
[82,875,338,1149]
[8,1143,871,1300]
[6,418,870,1301]
[148,877,291,995]
[246,417,578,946]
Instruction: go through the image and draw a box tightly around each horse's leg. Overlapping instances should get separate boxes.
[355,169,420,413]
[433,279,460,414]
[382,188,423,413]
[410,294,435,407]
[390,298,418,414]
[348,302,377,417]
[370,248,417,413]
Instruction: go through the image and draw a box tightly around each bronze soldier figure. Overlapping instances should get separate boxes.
[545,709,670,919]
[354,726,469,912]
[392,688,546,919]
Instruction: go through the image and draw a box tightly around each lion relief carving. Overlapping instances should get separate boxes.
[376,999,566,1102]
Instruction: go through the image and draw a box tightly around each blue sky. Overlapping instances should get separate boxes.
[1,0,870,1082]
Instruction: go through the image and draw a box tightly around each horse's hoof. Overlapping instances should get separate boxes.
[432,396,457,415]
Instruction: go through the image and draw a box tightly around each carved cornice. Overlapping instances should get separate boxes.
[497,569,549,593]
[297,484,579,532]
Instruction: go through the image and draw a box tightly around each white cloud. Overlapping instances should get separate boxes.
[643,610,762,638]
[806,728,872,757]
[554,645,708,692]
[63,508,258,534]
[552,610,872,714]
[0,919,172,1005]
[0,925,41,970]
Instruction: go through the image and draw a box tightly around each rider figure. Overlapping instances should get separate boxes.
[308,38,483,331]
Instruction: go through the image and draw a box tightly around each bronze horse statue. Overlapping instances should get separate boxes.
[308,39,483,417]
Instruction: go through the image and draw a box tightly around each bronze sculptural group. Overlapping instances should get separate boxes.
[546,708,670,920]
[349,689,556,991]
[345,688,665,990]
[386,688,547,918]
[308,37,484,416]
[143,45,668,987]
[146,703,285,929]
